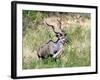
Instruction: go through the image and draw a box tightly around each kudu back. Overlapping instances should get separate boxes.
[37,18,68,59]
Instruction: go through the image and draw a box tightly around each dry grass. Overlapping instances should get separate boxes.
[22,11,91,69]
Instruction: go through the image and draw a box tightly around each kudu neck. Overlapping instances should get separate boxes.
[55,38,64,46]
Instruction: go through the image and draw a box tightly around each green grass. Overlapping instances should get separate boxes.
[22,11,91,69]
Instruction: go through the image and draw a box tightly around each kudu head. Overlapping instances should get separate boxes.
[45,18,68,45]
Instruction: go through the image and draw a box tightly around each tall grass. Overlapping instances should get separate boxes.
[22,11,91,69]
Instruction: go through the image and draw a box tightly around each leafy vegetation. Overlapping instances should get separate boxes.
[22,10,91,69]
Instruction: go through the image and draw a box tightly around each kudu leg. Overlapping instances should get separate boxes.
[53,49,63,58]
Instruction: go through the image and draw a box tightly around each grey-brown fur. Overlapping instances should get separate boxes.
[37,44,50,58]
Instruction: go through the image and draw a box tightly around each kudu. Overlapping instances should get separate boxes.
[37,18,68,59]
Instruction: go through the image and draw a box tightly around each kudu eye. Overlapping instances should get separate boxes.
[55,32,63,37]
[64,33,67,36]
[56,34,59,37]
